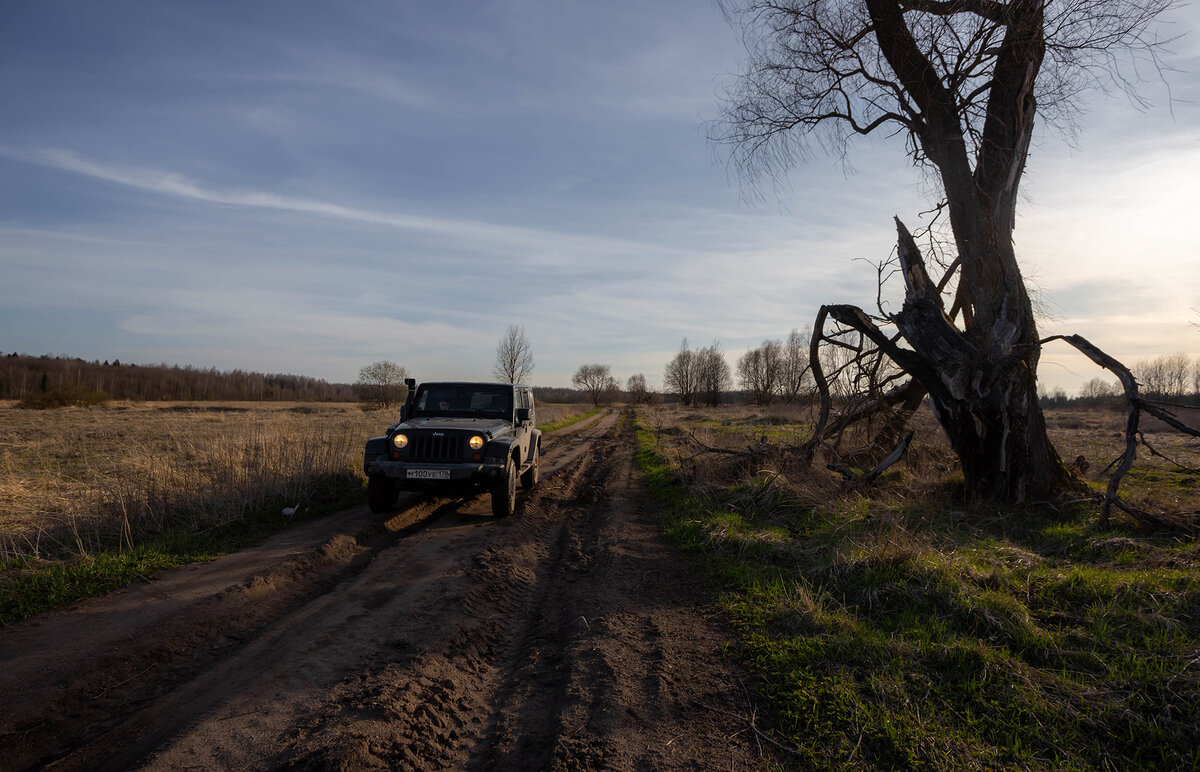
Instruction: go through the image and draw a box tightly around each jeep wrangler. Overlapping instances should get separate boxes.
[363,380,541,517]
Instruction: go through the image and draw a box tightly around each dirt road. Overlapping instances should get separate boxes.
[1,409,777,770]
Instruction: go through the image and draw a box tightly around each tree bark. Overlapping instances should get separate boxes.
[824,220,1072,503]
[924,352,1071,502]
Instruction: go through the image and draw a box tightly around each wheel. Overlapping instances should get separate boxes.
[520,446,539,490]
[367,475,399,514]
[491,456,517,518]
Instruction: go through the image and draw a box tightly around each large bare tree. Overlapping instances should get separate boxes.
[572,363,619,407]
[355,360,409,409]
[716,0,1173,502]
[738,339,784,405]
[664,339,699,406]
[493,324,534,384]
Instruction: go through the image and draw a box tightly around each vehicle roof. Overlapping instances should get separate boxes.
[416,381,528,389]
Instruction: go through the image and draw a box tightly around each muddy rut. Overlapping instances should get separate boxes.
[0,410,777,770]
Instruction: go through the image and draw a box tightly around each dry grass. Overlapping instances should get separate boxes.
[535,402,594,426]
[638,401,1200,522]
[0,401,386,558]
[0,399,598,560]
[1044,405,1200,515]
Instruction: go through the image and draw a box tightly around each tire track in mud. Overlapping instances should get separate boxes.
[6,408,776,770]
[472,411,742,770]
[469,431,619,770]
[266,416,620,771]
[125,410,625,770]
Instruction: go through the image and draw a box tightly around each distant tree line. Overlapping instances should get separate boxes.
[530,386,594,404]
[1039,352,1200,408]
[0,353,356,402]
[1134,353,1200,402]
[534,378,656,407]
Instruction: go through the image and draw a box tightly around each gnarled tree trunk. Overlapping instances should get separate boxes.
[894,221,1070,502]
[825,219,1072,503]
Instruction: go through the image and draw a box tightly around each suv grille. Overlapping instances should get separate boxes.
[410,433,465,461]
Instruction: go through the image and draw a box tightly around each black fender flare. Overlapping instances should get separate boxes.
[485,436,521,465]
[364,435,388,474]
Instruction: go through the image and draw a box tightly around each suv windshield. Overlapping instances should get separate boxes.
[412,384,512,419]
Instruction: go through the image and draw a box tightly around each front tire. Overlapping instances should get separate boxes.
[367,475,399,514]
[491,457,517,518]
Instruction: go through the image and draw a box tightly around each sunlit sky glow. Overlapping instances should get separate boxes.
[1,1,1197,393]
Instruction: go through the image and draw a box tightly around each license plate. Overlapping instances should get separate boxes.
[407,468,450,480]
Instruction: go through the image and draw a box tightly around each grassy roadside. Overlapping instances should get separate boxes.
[634,410,1200,770]
[0,475,363,625]
[539,406,603,433]
[0,402,384,625]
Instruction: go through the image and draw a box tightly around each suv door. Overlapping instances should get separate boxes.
[515,388,533,460]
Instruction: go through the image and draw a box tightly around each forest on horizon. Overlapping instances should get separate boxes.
[0,353,357,403]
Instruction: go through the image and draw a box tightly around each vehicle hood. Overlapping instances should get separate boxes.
[396,416,512,435]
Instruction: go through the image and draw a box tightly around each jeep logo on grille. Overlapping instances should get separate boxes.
[432,432,445,437]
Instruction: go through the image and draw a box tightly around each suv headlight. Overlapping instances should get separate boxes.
[468,435,485,451]
[392,433,409,449]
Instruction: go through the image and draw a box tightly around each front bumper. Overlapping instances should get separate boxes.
[365,457,505,487]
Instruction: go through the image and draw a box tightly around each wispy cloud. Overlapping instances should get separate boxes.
[3,147,712,267]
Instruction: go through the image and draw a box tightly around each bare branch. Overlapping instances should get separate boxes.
[829,429,914,483]
[1043,334,1199,529]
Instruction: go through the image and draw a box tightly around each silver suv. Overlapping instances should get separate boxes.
[363,381,541,517]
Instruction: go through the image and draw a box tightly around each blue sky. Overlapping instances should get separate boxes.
[1,1,1197,392]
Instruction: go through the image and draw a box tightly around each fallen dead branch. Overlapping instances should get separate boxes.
[828,430,914,485]
[1043,334,1200,529]
[681,428,772,462]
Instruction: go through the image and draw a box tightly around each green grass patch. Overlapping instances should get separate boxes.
[540,406,603,433]
[678,413,814,445]
[0,471,364,625]
[633,410,1200,770]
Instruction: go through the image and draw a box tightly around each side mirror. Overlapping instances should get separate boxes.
[398,405,408,422]
[516,407,531,423]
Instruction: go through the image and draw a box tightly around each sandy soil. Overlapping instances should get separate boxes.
[0,409,779,771]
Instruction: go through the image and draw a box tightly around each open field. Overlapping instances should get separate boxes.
[0,399,594,559]
[2,399,1199,768]
[0,401,378,558]
[0,409,783,770]
[0,399,598,623]
[635,402,1200,769]
[1043,405,1200,514]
